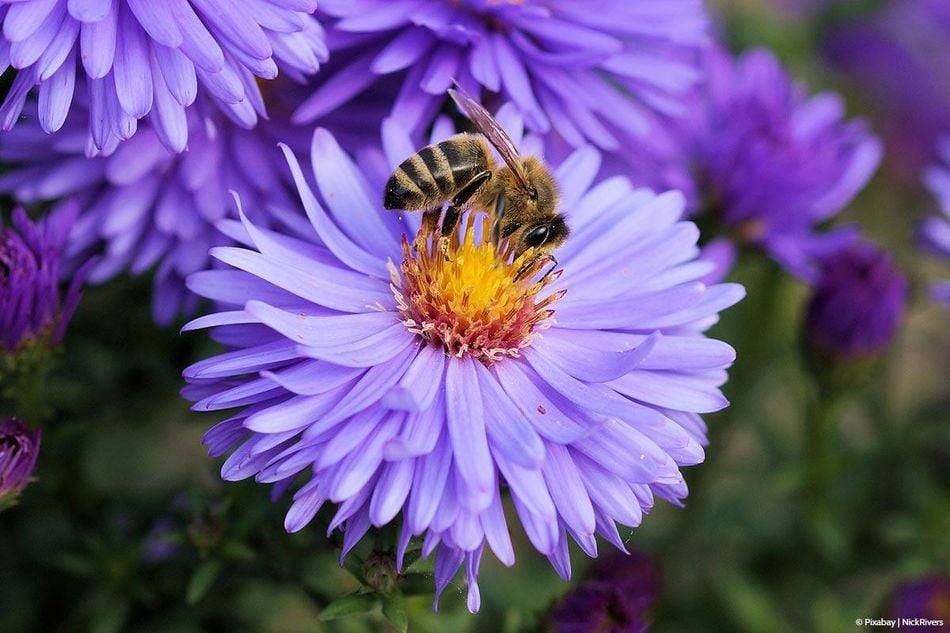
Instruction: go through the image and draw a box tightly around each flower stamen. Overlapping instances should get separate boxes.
[390,213,564,363]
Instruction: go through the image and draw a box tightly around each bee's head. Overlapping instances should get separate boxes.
[522,157,558,215]
[516,215,569,257]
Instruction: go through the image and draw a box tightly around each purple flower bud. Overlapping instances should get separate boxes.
[0,418,41,508]
[0,204,86,354]
[805,243,907,359]
[549,552,659,633]
[890,576,950,626]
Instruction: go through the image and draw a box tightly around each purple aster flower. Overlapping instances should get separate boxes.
[0,417,41,509]
[669,47,882,280]
[1,203,86,353]
[182,120,743,611]
[0,0,327,153]
[823,0,950,179]
[298,0,709,151]
[922,139,950,306]
[804,241,907,360]
[549,551,659,633]
[889,576,950,629]
[0,87,327,325]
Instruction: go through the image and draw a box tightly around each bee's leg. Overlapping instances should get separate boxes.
[491,193,507,244]
[421,208,441,235]
[436,170,492,258]
[440,170,492,238]
[538,254,559,282]
[515,254,559,282]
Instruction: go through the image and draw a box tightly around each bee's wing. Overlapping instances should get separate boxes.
[449,86,530,189]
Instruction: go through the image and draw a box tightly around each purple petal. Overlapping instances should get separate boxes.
[68,0,113,22]
[244,300,398,347]
[407,428,452,534]
[370,459,414,526]
[480,491,514,566]
[261,360,362,397]
[127,0,183,46]
[534,331,658,383]
[541,443,595,537]
[296,325,419,369]
[153,43,197,106]
[279,142,387,277]
[113,4,153,117]
[284,480,326,532]
[383,390,444,460]
[382,344,446,411]
[38,50,76,133]
[445,357,495,512]
[183,339,299,380]
[474,362,545,469]
[210,247,392,313]
[79,5,118,78]
[491,361,592,444]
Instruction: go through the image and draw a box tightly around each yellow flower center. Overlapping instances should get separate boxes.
[390,214,563,363]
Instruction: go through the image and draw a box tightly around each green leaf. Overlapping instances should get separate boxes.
[398,574,437,596]
[404,554,434,575]
[319,594,379,621]
[718,572,796,633]
[89,596,129,633]
[400,547,422,572]
[186,560,222,605]
[220,539,256,562]
[382,591,408,633]
[49,552,97,578]
[342,554,367,584]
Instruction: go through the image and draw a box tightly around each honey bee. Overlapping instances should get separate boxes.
[383,86,568,263]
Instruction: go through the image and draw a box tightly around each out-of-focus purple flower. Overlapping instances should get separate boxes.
[823,0,950,179]
[300,0,709,151]
[804,242,907,360]
[549,551,659,633]
[0,90,322,325]
[142,517,180,564]
[0,0,327,153]
[922,139,950,306]
[670,47,882,280]
[182,119,743,611]
[890,576,950,629]
[697,238,737,286]
[0,418,41,509]
[1,203,86,352]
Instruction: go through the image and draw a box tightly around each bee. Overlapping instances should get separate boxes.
[383,86,568,263]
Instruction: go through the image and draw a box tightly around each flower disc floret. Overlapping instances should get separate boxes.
[393,215,562,362]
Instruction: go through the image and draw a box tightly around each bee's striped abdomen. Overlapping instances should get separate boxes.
[384,134,490,211]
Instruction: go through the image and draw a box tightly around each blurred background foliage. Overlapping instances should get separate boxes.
[1,1,948,632]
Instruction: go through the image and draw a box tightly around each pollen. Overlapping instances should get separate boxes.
[390,214,564,363]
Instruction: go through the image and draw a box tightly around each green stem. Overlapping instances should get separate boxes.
[804,389,838,513]
[802,383,847,563]
[662,258,785,549]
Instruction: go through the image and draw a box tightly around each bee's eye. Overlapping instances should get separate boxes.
[524,224,550,248]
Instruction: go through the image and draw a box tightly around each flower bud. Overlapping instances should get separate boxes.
[804,242,906,360]
[0,418,41,509]
[549,552,659,633]
[1,205,86,357]
[890,576,950,624]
